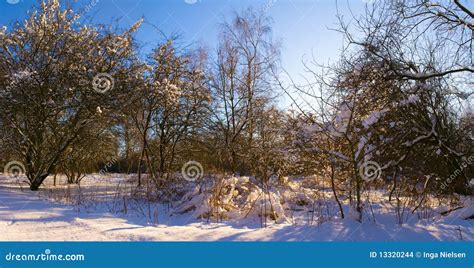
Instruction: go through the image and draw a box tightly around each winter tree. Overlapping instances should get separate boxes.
[0,0,142,190]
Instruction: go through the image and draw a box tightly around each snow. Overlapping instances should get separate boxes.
[362,109,388,129]
[331,100,353,137]
[457,200,474,220]
[0,175,473,241]
[399,94,419,106]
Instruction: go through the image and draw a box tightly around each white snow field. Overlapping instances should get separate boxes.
[0,174,473,241]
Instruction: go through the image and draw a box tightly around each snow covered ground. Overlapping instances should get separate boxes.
[0,174,473,241]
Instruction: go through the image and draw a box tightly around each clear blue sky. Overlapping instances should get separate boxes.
[0,0,366,107]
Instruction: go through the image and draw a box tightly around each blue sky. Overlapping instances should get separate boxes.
[0,0,367,107]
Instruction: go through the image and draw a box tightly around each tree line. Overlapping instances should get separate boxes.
[0,1,472,222]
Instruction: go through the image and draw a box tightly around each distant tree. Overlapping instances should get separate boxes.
[130,40,210,188]
[59,126,118,184]
[250,104,286,183]
[209,8,280,174]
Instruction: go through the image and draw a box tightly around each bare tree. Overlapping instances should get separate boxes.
[209,8,280,174]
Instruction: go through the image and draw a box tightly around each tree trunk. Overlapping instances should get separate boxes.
[137,141,146,187]
[30,173,49,191]
[330,165,344,219]
[388,168,398,202]
[355,176,362,222]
